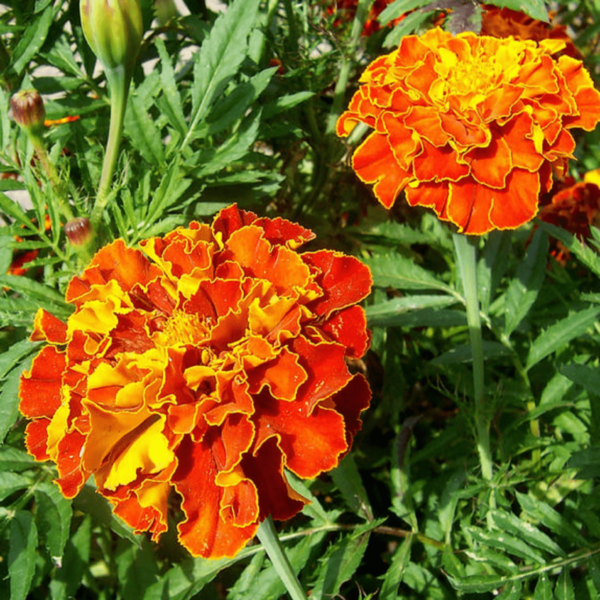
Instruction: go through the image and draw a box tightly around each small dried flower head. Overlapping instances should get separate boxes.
[337,28,600,235]
[19,205,373,559]
[80,0,143,75]
[10,89,46,135]
[64,217,93,246]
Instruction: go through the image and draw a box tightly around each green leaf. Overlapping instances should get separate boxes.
[561,363,600,396]
[430,341,511,365]
[140,161,191,234]
[227,553,266,600]
[49,515,92,600]
[497,581,524,600]
[8,510,38,600]
[589,556,600,594]
[526,307,600,370]
[186,0,261,146]
[330,454,372,520]
[366,294,459,327]
[447,573,506,594]
[116,539,160,598]
[379,0,432,25]
[191,111,261,177]
[566,446,600,479]
[0,339,38,382]
[0,355,34,445]
[125,90,166,167]
[0,192,38,231]
[383,11,430,47]
[491,0,549,22]
[373,308,466,329]
[516,493,588,547]
[34,482,72,564]
[465,526,546,563]
[264,91,315,118]
[534,573,554,600]
[364,252,454,293]
[555,569,575,600]
[11,6,55,74]
[504,228,549,337]
[538,222,600,277]
[0,471,32,501]
[155,38,187,137]
[488,509,565,558]
[0,446,35,471]
[311,526,372,600]
[379,535,413,600]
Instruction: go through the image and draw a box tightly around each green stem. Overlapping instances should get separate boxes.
[256,516,307,600]
[453,233,493,480]
[90,67,129,227]
[325,0,371,135]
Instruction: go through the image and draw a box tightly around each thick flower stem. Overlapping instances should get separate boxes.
[453,233,493,481]
[256,516,307,600]
[90,67,129,228]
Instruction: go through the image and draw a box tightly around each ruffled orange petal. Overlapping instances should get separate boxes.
[321,305,370,359]
[489,169,541,229]
[467,136,513,189]
[30,309,68,343]
[447,180,494,234]
[413,141,470,183]
[352,131,412,208]
[24,419,51,461]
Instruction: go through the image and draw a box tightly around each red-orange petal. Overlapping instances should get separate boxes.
[330,373,372,447]
[303,251,372,318]
[24,419,51,461]
[30,309,68,344]
[174,436,258,559]
[488,169,541,230]
[467,136,513,189]
[211,204,258,242]
[321,306,370,359]
[19,346,65,418]
[413,141,470,183]
[447,179,494,234]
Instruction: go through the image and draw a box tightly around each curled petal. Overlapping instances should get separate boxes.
[19,346,65,418]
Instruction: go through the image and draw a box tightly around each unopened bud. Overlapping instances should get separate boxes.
[64,217,93,246]
[80,0,143,75]
[10,89,46,135]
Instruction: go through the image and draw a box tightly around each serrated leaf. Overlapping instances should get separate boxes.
[8,510,38,600]
[538,221,600,277]
[331,454,372,520]
[185,0,261,147]
[0,339,38,381]
[466,526,546,563]
[447,573,506,594]
[504,228,548,337]
[264,91,315,118]
[516,492,588,547]
[555,569,574,600]
[534,573,554,600]
[155,38,187,137]
[0,192,37,231]
[561,363,600,396]
[191,111,261,177]
[0,355,34,445]
[11,6,55,74]
[478,230,510,314]
[364,252,453,293]
[379,0,431,25]
[227,553,266,600]
[125,90,165,166]
[383,11,430,47]
[497,582,524,600]
[379,535,413,600]
[366,294,458,326]
[311,529,371,600]
[374,307,466,329]
[526,307,600,370]
[488,509,565,558]
[566,446,600,479]
[34,482,72,564]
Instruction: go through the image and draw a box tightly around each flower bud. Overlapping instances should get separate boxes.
[10,89,46,136]
[80,0,143,75]
[64,217,93,246]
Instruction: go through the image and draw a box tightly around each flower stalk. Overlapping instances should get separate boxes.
[257,516,307,600]
[453,233,492,480]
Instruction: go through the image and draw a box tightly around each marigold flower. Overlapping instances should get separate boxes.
[337,28,600,234]
[538,171,600,263]
[19,205,372,559]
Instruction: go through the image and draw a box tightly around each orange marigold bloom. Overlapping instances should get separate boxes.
[337,28,600,235]
[18,205,372,559]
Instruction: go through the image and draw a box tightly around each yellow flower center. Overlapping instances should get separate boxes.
[162,310,209,347]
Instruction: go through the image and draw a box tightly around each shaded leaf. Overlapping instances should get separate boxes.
[8,511,38,600]
[379,535,413,600]
[34,482,72,564]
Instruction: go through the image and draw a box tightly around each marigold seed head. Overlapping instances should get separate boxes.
[80,0,143,75]
[64,217,93,246]
[337,28,600,235]
[18,204,373,560]
[10,89,46,135]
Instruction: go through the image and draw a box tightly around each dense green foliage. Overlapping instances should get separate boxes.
[2,0,600,598]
